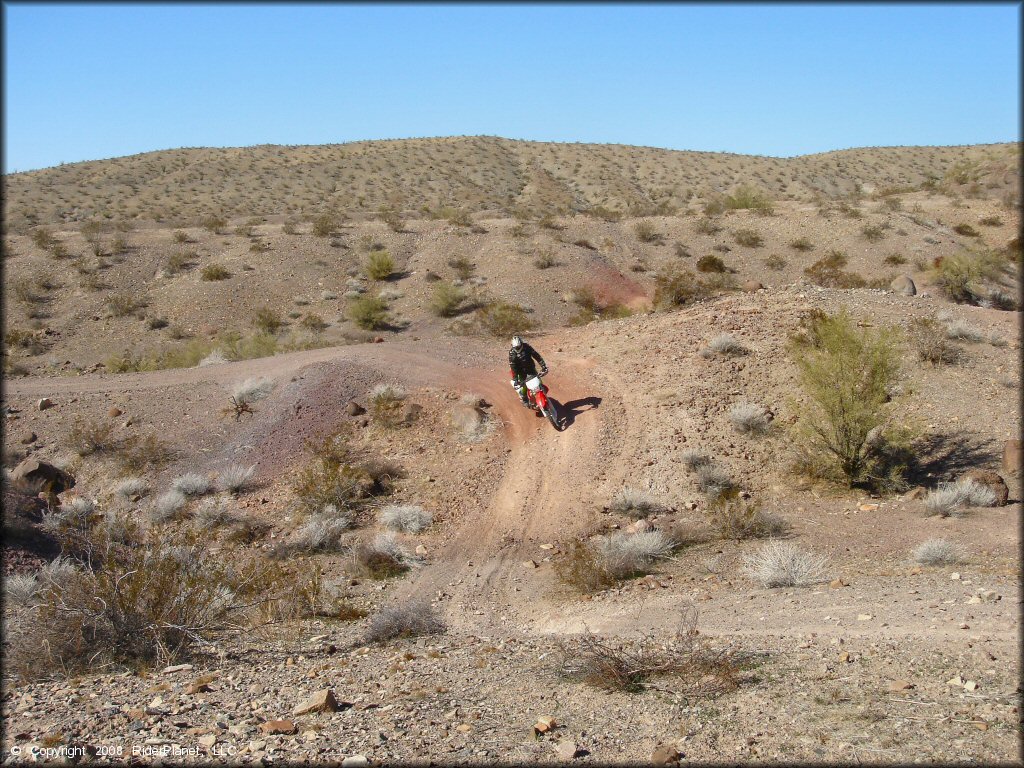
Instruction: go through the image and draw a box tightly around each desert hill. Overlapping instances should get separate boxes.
[2,136,1019,231]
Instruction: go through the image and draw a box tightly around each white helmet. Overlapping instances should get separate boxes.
[511,335,523,349]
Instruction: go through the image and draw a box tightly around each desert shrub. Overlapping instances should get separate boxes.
[363,601,445,644]
[218,331,279,362]
[789,237,814,252]
[150,489,188,523]
[311,213,338,237]
[534,250,559,269]
[953,223,979,237]
[709,500,789,542]
[681,450,712,472]
[554,540,618,593]
[351,533,413,579]
[733,228,764,248]
[4,327,47,355]
[290,430,390,517]
[924,480,997,517]
[932,251,1007,305]
[6,525,311,680]
[217,464,256,495]
[433,207,472,227]
[379,504,432,533]
[172,230,190,243]
[702,333,748,358]
[861,224,885,242]
[804,251,867,288]
[909,317,961,365]
[146,316,169,331]
[985,289,1018,311]
[118,433,174,474]
[430,281,466,317]
[114,477,150,498]
[724,185,774,214]
[694,218,722,235]
[447,256,475,280]
[653,266,733,309]
[163,251,193,276]
[347,296,390,330]
[634,221,662,243]
[789,310,907,489]
[702,198,726,217]
[596,530,674,579]
[201,215,227,233]
[475,300,535,337]
[107,293,145,317]
[728,403,771,435]
[557,609,739,695]
[912,538,966,565]
[67,418,117,456]
[287,506,353,552]
[765,254,787,270]
[5,573,42,607]
[365,251,395,281]
[369,383,406,427]
[607,488,661,519]
[697,254,727,273]
[743,541,828,588]
[695,464,738,504]
[170,473,212,497]
[31,228,56,250]
[199,263,231,281]
[884,253,907,266]
[191,498,243,531]
[230,378,273,410]
[944,319,983,342]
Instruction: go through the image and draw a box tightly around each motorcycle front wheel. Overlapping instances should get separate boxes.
[543,402,560,431]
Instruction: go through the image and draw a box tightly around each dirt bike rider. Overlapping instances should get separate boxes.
[509,335,548,408]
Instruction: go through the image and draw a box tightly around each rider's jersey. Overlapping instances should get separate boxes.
[509,342,546,379]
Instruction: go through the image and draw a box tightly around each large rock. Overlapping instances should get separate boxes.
[10,458,75,494]
[741,280,765,292]
[890,275,916,296]
[652,745,682,765]
[345,401,366,417]
[1002,439,1021,476]
[292,689,345,716]
[258,720,296,735]
[959,470,1009,506]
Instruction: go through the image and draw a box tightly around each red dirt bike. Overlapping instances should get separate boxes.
[520,372,561,431]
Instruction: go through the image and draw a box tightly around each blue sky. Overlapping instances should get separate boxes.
[3,3,1020,172]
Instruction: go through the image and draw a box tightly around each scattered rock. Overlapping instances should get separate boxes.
[554,740,581,760]
[162,663,193,674]
[415,544,428,556]
[373,336,384,344]
[523,560,538,569]
[108,407,122,418]
[858,503,879,512]
[402,403,423,424]
[903,486,927,501]
[37,398,54,411]
[18,431,37,445]
[198,734,217,748]
[887,680,915,692]
[533,716,558,734]
[341,756,369,768]
[829,578,848,589]
[1001,439,1021,476]
[857,614,872,621]
[293,689,344,716]
[958,469,1008,506]
[950,572,961,580]
[626,518,654,534]
[890,275,917,295]
[259,720,297,735]
[741,280,765,292]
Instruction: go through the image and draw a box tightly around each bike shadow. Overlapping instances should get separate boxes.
[552,396,601,430]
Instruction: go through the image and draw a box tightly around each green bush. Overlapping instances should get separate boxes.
[653,267,734,309]
[252,307,283,334]
[347,296,390,330]
[430,281,465,317]
[789,310,908,490]
[311,214,338,237]
[697,255,727,273]
[952,223,979,237]
[447,256,475,280]
[724,185,774,215]
[804,250,867,288]
[932,251,1006,305]
[107,293,146,317]
[365,251,395,281]
[476,301,535,338]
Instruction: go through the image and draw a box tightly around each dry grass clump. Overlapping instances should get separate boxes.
[217,463,256,494]
[117,432,174,475]
[170,472,212,497]
[803,250,867,288]
[252,307,283,334]
[291,431,391,517]
[200,264,231,281]
[190,498,245,532]
[362,601,445,644]
[789,237,814,252]
[379,504,432,533]
[633,220,663,243]
[66,418,117,456]
[923,480,997,517]
[149,489,188,524]
[607,488,662,519]
[912,538,966,566]
[6,524,316,681]
[107,293,146,317]
[701,334,748,358]
[743,541,829,588]
[728,403,771,435]
[369,383,406,427]
[285,506,353,552]
[909,317,962,365]
[351,533,414,579]
[233,377,274,406]
[555,531,674,593]
[733,228,764,247]
[114,477,150,498]
[558,608,740,695]
[697,254,728,273]
[709,500,790,541]
[943,319,984,342]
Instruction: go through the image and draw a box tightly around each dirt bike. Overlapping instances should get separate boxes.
[521,372,560,431]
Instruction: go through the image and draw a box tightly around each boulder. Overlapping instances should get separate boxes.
[741,280,765,292]
[651,745,682,765]
[108,407,122,418]
[890,275,916,296]
[345,401,366,417]
[1002,439,1021,476]
[10,458,75,494]
[626,518,654,534]
[292,689,345,716]
[959,470,1008,506]
[19,431,37,445]
[554,740,581,760]
[37,398,54,411]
